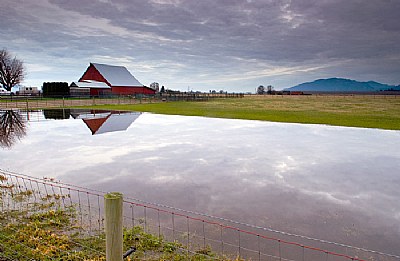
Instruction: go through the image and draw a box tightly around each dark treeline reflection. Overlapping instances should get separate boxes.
[0,110,26,148]
[43,109,71,120]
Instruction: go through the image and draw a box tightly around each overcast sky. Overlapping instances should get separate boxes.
[1,0,399,92]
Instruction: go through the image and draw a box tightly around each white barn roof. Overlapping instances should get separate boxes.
[95,113,141,135]
[92,63,144,87]
[71,81,111,89]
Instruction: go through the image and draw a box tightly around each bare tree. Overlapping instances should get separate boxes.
[0,49,25,91]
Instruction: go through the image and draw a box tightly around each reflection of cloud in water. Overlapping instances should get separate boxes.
[301,190,351,205]
[1,111,400,254]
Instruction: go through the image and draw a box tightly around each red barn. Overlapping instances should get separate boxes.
[77,63,155,96]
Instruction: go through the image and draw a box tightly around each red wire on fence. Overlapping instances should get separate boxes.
[123,200,366,261]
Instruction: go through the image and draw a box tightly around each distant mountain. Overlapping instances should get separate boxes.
[285,78,400,92]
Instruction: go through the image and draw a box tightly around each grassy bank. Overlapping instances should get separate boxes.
[82,95,400,130]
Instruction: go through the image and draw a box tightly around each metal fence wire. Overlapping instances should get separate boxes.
[1,169,399,261]
[0,93,245,110]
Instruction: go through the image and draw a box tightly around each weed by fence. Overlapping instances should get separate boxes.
[1,169,399,261]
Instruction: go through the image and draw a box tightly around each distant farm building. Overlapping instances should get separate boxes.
[75,63,156,96]
[150,82,160,92]
[18,86,40,96]
[69,81,106,97]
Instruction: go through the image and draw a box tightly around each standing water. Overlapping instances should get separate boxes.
[1,109,400,258]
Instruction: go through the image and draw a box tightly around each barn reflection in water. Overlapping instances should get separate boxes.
[43,109,142,135]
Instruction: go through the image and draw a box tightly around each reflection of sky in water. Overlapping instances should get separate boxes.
[1,110,400,254]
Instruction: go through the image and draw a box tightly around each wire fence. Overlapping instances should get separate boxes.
[0,93,244,110]
[0,96,152,110]
[1,169,399,261]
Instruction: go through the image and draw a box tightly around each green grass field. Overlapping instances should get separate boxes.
[85,95,400,130]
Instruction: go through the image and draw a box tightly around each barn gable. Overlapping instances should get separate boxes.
[79,64,110,86]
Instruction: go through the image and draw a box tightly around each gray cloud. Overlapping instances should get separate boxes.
[1,0,399,91]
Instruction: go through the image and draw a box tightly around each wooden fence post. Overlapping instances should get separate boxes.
[105,192,123,261]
